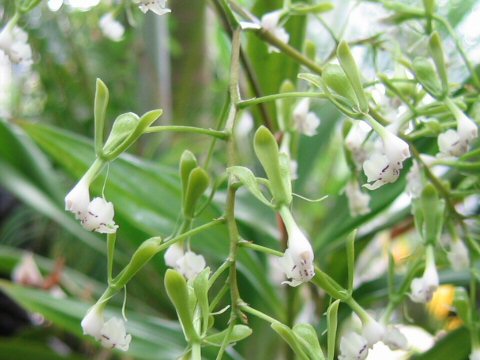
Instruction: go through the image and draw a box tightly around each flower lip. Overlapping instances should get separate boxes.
[100,317,132,351]
[81,197,118,234]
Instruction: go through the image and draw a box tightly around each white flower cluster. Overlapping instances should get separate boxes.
[137,0,171,16]
[164,243,206,280]
[0,20,32,65]
[339,318,408,360]
[65,179,118,234]
[81,304,131,351]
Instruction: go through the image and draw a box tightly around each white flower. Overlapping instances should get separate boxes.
[100,317,132,351]
[99,13,125,42]
[338,331,369,360]
[410,246,439,303]
[278,221,315,287]
[470,349,480,360]
[138,0,171,16]
[363,130,410,190]
[12,253,43,286]
[406,161,423,198]
[363,153,399,190]
[65,179,90,220]
[260,10,289,53]
[176,251,206,280]
[438,106,478,157]
[164,243,184,268]
[447,240,469,271]
[345,121,371,169]
[345,180,370,217]
[293,99,320,136]
[362,318,385,347]
[0,21,32,64]
[81,197,118,234]
[383,326,408,351]
[81,304,105,340]
[165,244,206,280]
[81,305,131,351]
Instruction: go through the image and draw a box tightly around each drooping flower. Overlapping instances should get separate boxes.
[81,305,131,351]
[12,253,43,287]
[382,326,408,351]
[137,0,171,16]
[410,246,439,303]
[65,178,91,220]
[164,243,206,280]
[293,99,320,136]
[278,208,315,287]
[260,10,289,53]
[345,180,370,217]
[447,240,469,271]
[99,317,132,351]
[345,121,371,169]
[338,331,369,360]
[361,318,385,347]
[81,197,118,234]
[0,20,32,64]
[99,13,125,42]
[363,130,410,190]
[81,304,105,340]
[438,102,478,157]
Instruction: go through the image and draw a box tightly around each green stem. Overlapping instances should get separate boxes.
[192,342,202,360]
[82,158,106,184]
[208,260,231,288]
[144,125,229,140]
[238,241,284,257]
[237,92,326,109]
[106,233,116,284]
[226,186,242,316]
[240,304,279,324]
[255,29,323,75]
[344,297,371,324]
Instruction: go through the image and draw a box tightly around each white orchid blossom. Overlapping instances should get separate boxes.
[278,207,315,287]
[438,100,478,157]
[338,331,369,360]
[164,243,206,280]
[99,13,125,42]
[361,318,385,347]
[65,178,91,220]
[470,349,480,360]
[99,317,132,351]
[137,0,171,16]
[383,326,408,351]
[0,19,32,64]
[410,246,439,303]
[293,99,320,136]
[81,197,118,234]
[363,128,410,190]
[81,305,131,351]
[260,10,289,53]
[345,180,370,217]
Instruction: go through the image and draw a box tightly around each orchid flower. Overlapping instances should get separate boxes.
[338,331,369,360]
[260,10,289,53]
[81,197,118,234]
[293,99,320,136]
[0,19,32,64]
[137,0,171,16]
[99,13,125,42]
[410,246,439,303]
[164,243,206,280]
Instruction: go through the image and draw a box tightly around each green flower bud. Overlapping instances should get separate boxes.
[271,323,309,359]
[413,57,443,99]
[253,126,292,207]
[103,112,139,155]
[183,167,210,219]
[179,150,198,201]
[336,41,369,113]
[293,324,325,360]
[322,64,357,108]
[419,184,445,245]
[164,269,199,341]
[429,32,449,95]
[289,2,334,15]
[114,237,162,287]
[94,78,109,155]
[327,300,340,360]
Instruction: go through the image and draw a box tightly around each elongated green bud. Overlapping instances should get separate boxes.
[293,324,325,360]
[271,323,309,360]
[337,41,368,113]
[254,126,292,207]
[203,325,252,346]
[179,150,198,202]
[164,269,199,341]
[413,57,443,98]
[323,64,358,108]
[183,167,210,218]
[429,32,449,95]
[103,113,139,154]
[419,184,445,245]
[94,79,109,156]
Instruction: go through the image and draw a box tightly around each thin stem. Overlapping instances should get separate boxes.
[145,125,229,140]
[192,342,202,360]
[106,233,116,284]
[226,185,242,316]
[238,241,284,257]
[209,260,231,288]
[240,304,279,324]
[237,92,327,109]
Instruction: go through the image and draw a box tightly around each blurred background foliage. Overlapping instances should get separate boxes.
[0,0,479,359]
